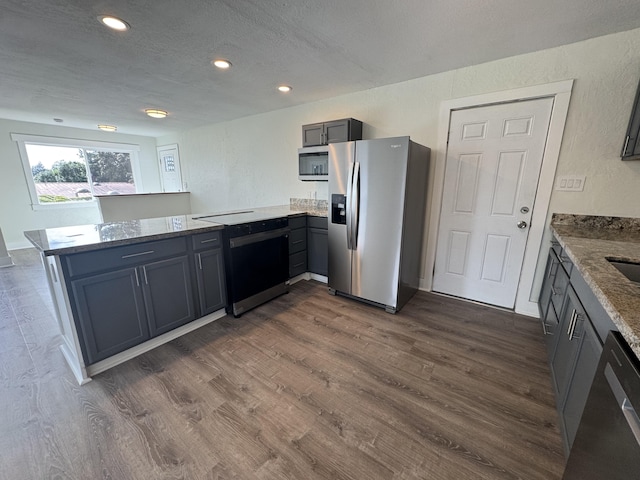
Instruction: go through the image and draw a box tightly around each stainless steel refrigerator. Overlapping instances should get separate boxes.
[328,136,430,313]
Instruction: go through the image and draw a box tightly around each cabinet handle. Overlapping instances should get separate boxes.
[122,250,154,259]
[142,266,149,285]
[200,238,218,244]
[292,240,304,245]
[567,309,577,335]
[293,262,305,268]
[568,312,581,341]
[550,286,557,296]
[197,253,203,270]
[542,321,552,336]
[623,135,630,156]
[134,269,140,287]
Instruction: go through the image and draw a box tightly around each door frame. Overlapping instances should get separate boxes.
[422,80,573,317]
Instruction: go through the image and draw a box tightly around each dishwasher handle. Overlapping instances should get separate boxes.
[605,363,640,447]
[229,227,290,248]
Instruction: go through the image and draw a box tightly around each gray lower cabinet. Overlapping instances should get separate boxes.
[307,216,328,276]
[71,268,150,364]
[551,286,587,404]
[561,317,601,451]
[539,241,617,455]
[71,255,196,364]
[194,248,227,315]
[65,233,228,366]
[141,256,196,337]
[289,215,307,278]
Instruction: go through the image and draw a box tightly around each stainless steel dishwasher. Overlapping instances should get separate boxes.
[562,331,640,479]
[224,217,290,317]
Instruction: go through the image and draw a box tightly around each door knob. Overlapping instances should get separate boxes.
[517,221,528,229]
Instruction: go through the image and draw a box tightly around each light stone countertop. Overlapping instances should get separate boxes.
[25,203,328,256]
[550,214,640,359]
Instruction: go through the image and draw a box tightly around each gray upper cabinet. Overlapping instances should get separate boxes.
[622,78,640,160]
[302,118,363,147]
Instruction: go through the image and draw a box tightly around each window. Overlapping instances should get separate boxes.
[12,134,141,208]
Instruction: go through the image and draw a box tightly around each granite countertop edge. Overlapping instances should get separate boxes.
[25,204,328,256]
[550,223,640,358]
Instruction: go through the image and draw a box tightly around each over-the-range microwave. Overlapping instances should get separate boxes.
[298,145,328,181]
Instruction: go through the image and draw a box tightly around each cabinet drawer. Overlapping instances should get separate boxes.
[192,230,223,251]
[551,266,570,314]
[289,251,307,278]
[552,242,574,275]
[65,237,188,277]
[289,228,307,254]
[570,268,617,344]
[289,215,307,230]
[308,215,328,229]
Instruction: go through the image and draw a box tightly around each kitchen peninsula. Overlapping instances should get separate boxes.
[25,203,328,384]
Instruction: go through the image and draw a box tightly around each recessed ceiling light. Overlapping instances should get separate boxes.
[212,59,232,69]
[98,124,117,132]
[278,85,292,93]
[144,109,168,119]
[98,15,130,31]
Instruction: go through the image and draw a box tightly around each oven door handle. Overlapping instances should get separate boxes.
[229,227,290,248]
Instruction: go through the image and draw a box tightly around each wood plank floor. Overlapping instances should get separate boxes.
[0,248,565,479]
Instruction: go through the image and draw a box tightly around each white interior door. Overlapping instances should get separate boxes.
[158,144,183,192]
[433,98,554,308]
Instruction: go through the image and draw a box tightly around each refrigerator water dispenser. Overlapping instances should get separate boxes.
[331,194,347,224]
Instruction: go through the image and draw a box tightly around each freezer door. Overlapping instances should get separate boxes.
[351,137,409,308]
[328,141,355,295]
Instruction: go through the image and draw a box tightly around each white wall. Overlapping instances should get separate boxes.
[158,27,640,299]
[0,119,160,249]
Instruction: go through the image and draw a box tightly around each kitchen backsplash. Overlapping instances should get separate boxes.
[552,213,640,230]
[290,198,328,212]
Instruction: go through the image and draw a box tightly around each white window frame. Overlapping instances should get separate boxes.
[11,134,142,210]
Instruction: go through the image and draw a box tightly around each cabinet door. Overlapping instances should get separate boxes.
[307,227,328,276]
[622,78,640,159]
[551,286,586,404]
[561,318,602,453]
[543,304,561,364]
[289,227,307,254]
[71,268,149,364]
[539,249,559,318]
[324,119,351,144]
[195,249,227,316]
[551,263,570,316]
[289,251,307,278]
[141,256,196,337]
[302,123,324,147]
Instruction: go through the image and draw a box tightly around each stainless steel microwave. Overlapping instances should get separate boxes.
[298,145,329,181]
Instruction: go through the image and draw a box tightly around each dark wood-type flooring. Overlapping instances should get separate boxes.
[0,248,565,479]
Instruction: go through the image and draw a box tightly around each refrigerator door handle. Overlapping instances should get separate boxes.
[346,161,355,250]
[352,161,360,249]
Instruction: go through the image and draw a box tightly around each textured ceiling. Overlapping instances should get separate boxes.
[2,0,640,137]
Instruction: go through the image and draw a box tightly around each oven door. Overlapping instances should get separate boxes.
[227,228,289,311]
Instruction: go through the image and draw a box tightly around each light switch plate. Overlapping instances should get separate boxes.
[555,175,586,192]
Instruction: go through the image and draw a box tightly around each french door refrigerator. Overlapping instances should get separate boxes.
[328,136,430,313]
